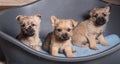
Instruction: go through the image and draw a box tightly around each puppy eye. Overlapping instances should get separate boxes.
[67,28,71,32]
[93,14,98,17]
[21,24,25,27]
[103,13,107,16]
[56,29,62,32]
[32,24,35,26]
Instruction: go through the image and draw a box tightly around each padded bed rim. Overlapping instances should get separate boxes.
[0,31,120,62]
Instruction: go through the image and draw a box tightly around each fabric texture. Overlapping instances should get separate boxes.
[40,34,120,57]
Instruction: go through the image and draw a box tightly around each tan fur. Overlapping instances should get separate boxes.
[43,16,77,57]
[72,6,110,50]
[16,14,42,51]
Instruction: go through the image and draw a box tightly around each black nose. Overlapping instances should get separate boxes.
[95,17,106,26]
[26,26,32,31]
[26,29,34,33]
[25,26,35,35]
[60,33,69,41]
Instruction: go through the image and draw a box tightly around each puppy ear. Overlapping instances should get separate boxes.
[89,8,96,16]
[105,6,110,12]
[51,16,58,26]
[16,15,24,21]
[71,19,78,27]
[34,14,41,19]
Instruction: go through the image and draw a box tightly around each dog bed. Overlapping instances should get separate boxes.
[0,0,120,64]
[40,34,120,57]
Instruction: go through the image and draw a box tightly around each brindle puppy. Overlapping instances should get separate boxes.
[16,14,42,51]
[43,16,77,57]
[72,6,110,50]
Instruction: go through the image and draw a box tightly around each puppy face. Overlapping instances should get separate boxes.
[90,6,110,26]
[16,14,41,37]
[51,16,78,41]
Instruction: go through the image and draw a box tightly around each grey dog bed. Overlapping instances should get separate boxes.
[0,0,120,64]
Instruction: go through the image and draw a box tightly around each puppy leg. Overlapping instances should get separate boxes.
[64,46,74,57]
[35,41,42,51]
[51,46,59,56]
[30,44,40,51]
[98,34,109,46]
[35,45,41,51]
[87,34,98,50]
[72,36,88,47]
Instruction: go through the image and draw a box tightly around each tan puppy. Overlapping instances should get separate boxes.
[43,16,77,57]
[16,14,42,51]
[72,6,110,50]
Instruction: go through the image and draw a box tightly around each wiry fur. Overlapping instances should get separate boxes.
[72,6,110,50]
[43,16,77,57]
[16,14,42,51]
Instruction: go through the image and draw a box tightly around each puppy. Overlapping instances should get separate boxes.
[16,14,42,51]
[43,16,77,57]
[72,6,110,50]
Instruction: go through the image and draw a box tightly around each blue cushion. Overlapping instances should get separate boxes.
[40,34,120,57]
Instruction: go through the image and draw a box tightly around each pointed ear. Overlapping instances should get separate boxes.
[71,19,78,27]
[16,15,24,21]
[34,14,41,19]
[105,6,110,12]
[51,16,58,26]
[89,8,96,16]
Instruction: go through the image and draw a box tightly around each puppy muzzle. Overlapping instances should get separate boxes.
[59,34,70,41]
[22,28,35,37]
[95,17,106,26]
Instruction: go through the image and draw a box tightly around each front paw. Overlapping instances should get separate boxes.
[101,41,109,46]
[51,52,58,57]
[67,54,74,58]
[90,45,99,50]
[35,45,41,51]
[51,48,58,57]
[52,54,58,57]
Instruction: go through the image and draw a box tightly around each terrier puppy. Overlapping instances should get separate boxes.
[43,16,77,57]
[16,14,42,51]
[72,6,110,50]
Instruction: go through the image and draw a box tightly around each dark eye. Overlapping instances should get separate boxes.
[21,24,25,27]
[56,29,62,32]
[93,14,98,17]
[67,28,71,32]
[103,13,107,16]
[32,24,35,26]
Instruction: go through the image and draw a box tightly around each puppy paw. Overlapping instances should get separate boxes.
[101,41,109,46]
[35,48,40,51]
[67,54,74,58]
[34,44,41,51]
[35,46,41,51]
[51,52,58,57]
[51,47,59,57]
[90,45,99,50]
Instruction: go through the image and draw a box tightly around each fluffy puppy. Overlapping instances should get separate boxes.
[43,16,77,57]
[16,14,42,51]
[72,6,110,50]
